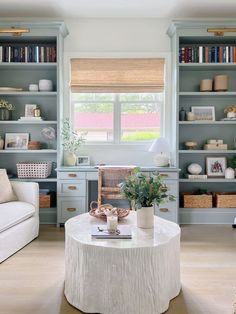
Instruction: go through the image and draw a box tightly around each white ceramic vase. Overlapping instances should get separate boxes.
[136,206,154,229]
[65,152,77,166]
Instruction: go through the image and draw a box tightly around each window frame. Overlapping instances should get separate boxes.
[64,52,173,150]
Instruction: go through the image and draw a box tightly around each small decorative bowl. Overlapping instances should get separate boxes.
[185,141,197,150]
[89,201,130,220]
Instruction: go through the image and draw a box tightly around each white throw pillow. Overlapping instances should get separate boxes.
[0,169,17,203]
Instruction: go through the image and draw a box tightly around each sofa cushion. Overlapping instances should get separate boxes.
[0,201,35,233]
[0,169,17,203]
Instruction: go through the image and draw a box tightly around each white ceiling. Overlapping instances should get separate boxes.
[1,0,236,18]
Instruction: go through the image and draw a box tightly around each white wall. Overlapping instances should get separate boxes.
[63,18,174,166]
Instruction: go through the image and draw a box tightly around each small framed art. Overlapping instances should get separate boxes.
[77,156,90,166]
[25,104,37,117]
[5,133,29,150]
[206,156,226,177]
[191,106,215,121]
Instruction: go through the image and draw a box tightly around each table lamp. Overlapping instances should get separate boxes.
[149,137,170,167]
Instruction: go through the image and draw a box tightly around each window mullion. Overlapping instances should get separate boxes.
[113,94,121,144]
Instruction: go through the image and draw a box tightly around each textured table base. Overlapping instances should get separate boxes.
[64,213,181,314]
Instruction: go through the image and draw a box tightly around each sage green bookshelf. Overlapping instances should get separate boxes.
[0,19,68,224]
[168,19,236,224]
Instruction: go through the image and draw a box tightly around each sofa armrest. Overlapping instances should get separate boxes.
[11,181,39,214]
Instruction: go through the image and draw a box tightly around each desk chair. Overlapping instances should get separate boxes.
[97,166,135,209]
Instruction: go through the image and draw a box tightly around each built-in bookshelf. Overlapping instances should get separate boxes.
[168,20,236,224]
[0,20,68,224]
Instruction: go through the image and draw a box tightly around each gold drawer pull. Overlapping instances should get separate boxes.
[68,185,77,190]
[67,207,76,212]
[160,207,169,212]
[160,174,168,178]
[68,173,77,178]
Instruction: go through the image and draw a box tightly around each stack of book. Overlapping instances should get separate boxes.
[18,117,43,121]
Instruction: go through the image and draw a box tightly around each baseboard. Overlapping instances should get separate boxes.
[179,207,236,224]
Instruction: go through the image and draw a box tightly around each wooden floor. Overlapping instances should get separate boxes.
[0,224,236,314]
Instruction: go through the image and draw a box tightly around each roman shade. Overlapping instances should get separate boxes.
[70,58,165,93]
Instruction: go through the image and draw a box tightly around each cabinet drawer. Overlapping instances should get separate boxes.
[58,180,86,196]
[59,198,86,223]
[58,171,86,180]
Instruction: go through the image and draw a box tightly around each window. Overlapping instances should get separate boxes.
[70,58,165,144]
[71,92,163,143]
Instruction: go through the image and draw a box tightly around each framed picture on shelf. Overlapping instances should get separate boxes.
[25,104,37,117]
[77,156,90,166]
[191,106,215,121]
[5,133,29,150]
[206,156,226,177]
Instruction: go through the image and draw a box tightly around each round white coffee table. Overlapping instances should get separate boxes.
[64,212,181,314]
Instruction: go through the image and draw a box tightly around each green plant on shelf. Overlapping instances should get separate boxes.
[0,99,15,111]
[229,156,236,169]
[61,118,86,153]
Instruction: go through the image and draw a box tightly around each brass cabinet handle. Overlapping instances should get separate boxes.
[67,207,76,212]
[68,185,77,190]
[160,173,169,178]
[159,207,169,212]
[68,173,77,178]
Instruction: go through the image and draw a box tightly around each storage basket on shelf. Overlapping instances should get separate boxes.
[213,192,236,208]
[16,161,52,179]
[182,192,213,208]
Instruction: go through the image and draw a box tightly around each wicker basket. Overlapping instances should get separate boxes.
[39,194,52,208]
[182,192,213,208]
[213,192,236,208]
[16,161,52,179]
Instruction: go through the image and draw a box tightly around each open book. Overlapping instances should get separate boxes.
[91,225,132,239]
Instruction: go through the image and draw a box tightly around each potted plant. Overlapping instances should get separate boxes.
[61,118,85,166]
[119,169,175,228]
[0,99,15,121]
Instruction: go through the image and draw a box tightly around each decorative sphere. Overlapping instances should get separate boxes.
[187,163,202,175]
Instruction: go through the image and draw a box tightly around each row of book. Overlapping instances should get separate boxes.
[0,45,57,63]
[179,46,236,63]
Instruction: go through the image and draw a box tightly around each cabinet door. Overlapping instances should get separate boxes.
[59,197,86,223]
[154,180,178,223]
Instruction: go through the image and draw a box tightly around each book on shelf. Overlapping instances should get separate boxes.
[91,225,132,239]
[18,117,43,121]
[186,174,208,179]
[179,45,236,63]
[0,45,56,63]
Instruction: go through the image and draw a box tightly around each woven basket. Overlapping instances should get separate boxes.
[182,193,213,208]
[16,161,52,179]
[213,192,236,208]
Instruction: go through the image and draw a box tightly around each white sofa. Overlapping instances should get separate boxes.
[0,181,39,263]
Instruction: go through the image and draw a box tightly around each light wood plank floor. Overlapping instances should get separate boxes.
[0,224,236,314]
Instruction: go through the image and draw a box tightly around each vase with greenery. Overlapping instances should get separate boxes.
[61,118,85,166]
[0,99,15,121]
[119,168,175,228]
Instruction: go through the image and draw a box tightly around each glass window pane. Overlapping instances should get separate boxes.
[121,101,161,142]
[119,93,155,102]
[73,102,113,142]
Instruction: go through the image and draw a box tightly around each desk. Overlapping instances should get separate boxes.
[57,166,179,225]
[64,212,181,314]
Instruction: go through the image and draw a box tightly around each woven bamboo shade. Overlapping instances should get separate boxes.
[70,58,165,93]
